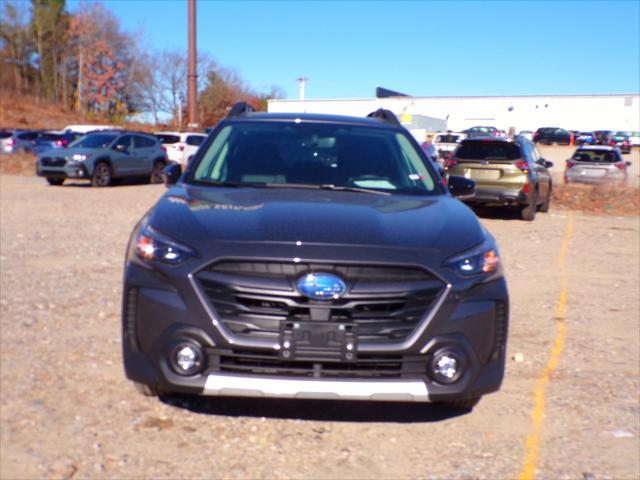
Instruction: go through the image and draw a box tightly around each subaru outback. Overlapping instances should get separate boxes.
[122,104,509,410]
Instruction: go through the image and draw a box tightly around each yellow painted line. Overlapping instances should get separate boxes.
[518,212,574,480]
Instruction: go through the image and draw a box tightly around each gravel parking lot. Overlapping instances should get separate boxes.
[1,151,638,479]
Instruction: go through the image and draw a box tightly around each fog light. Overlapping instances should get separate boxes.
[429,349,464,384]
[170,342,203,376]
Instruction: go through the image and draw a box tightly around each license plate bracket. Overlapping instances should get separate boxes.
[279,321,358,362]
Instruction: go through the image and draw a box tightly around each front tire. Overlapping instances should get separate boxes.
[92,162,112,187]
[438,396,481,410]
[149,161,165,184]
[46,177,64,186]
[133,382,163,397]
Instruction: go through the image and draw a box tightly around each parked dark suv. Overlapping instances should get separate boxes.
[122,104,509,410]
[532,127,572,145]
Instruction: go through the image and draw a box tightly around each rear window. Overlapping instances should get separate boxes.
[38,133,61,141]
[456,140,521,160]
[18,132,39,140]
[469,127,495,133]
[572,150,619,163]
[186,135,205,146]
[155,134,180,144]
[435,134,461,143]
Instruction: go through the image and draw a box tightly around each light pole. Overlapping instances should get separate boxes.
[297,77,308,100]
[187,0,198,128]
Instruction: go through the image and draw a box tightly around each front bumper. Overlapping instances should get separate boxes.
[36,162,90,179]
[123,243,509,403]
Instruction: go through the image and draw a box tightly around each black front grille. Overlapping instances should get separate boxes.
[195,261,446,344]
[41,156,66,167]
[207,348,427,379]
[208,261,438,282]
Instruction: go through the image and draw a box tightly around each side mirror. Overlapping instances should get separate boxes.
[162,163,182,186]
[448,175,476,200]
[544,160,554,169]
[626,161,632,166]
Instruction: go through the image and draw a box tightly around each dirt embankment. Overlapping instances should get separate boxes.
[0,94,155,131]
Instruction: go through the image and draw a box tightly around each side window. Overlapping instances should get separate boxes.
[134,136,155,148]
[194,126,233,180]
[19,132,39,141]
[113,135,134,150]
[186,135,205,146]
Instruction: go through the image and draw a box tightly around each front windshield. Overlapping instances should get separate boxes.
[190,122,439,194]
[69,133,117,149]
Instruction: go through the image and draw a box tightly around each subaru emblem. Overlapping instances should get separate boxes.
[297,273,347,300]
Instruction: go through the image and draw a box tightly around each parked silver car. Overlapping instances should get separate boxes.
[564,146,630,184]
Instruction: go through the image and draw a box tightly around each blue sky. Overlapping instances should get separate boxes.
[68,0,640,100]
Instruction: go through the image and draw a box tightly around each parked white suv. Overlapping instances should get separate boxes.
[63,124,119,133]
[433,131,466,160]
[154,131,207,165]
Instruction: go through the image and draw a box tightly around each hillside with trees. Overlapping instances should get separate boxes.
[0,0,284,128]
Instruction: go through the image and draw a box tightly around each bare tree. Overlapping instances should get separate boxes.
[0,1,35,93]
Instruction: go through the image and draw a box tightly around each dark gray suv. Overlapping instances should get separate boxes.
[122,104,509,410]
[36,131,167,186]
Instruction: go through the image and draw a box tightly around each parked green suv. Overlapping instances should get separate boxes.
[445,136,553,221]
[36,131,168,186]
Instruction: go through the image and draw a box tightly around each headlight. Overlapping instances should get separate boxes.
[135,224,195,265]
[445,241,501,276]
[72,154,90,161]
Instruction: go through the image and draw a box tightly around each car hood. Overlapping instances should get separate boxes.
[147,185,486,256]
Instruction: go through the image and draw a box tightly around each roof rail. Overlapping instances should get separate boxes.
[227,102,255,118]
[366,108,400,126]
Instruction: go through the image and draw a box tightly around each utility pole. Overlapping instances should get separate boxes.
[297,77,308,100]
[187,0,198,128]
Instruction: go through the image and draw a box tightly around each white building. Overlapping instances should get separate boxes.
[268,93,640,133]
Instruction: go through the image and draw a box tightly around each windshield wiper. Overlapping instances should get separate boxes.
[318,184,391,196]
[192,180,263,188]
[193,180,390,195]
[260,183,390,196]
